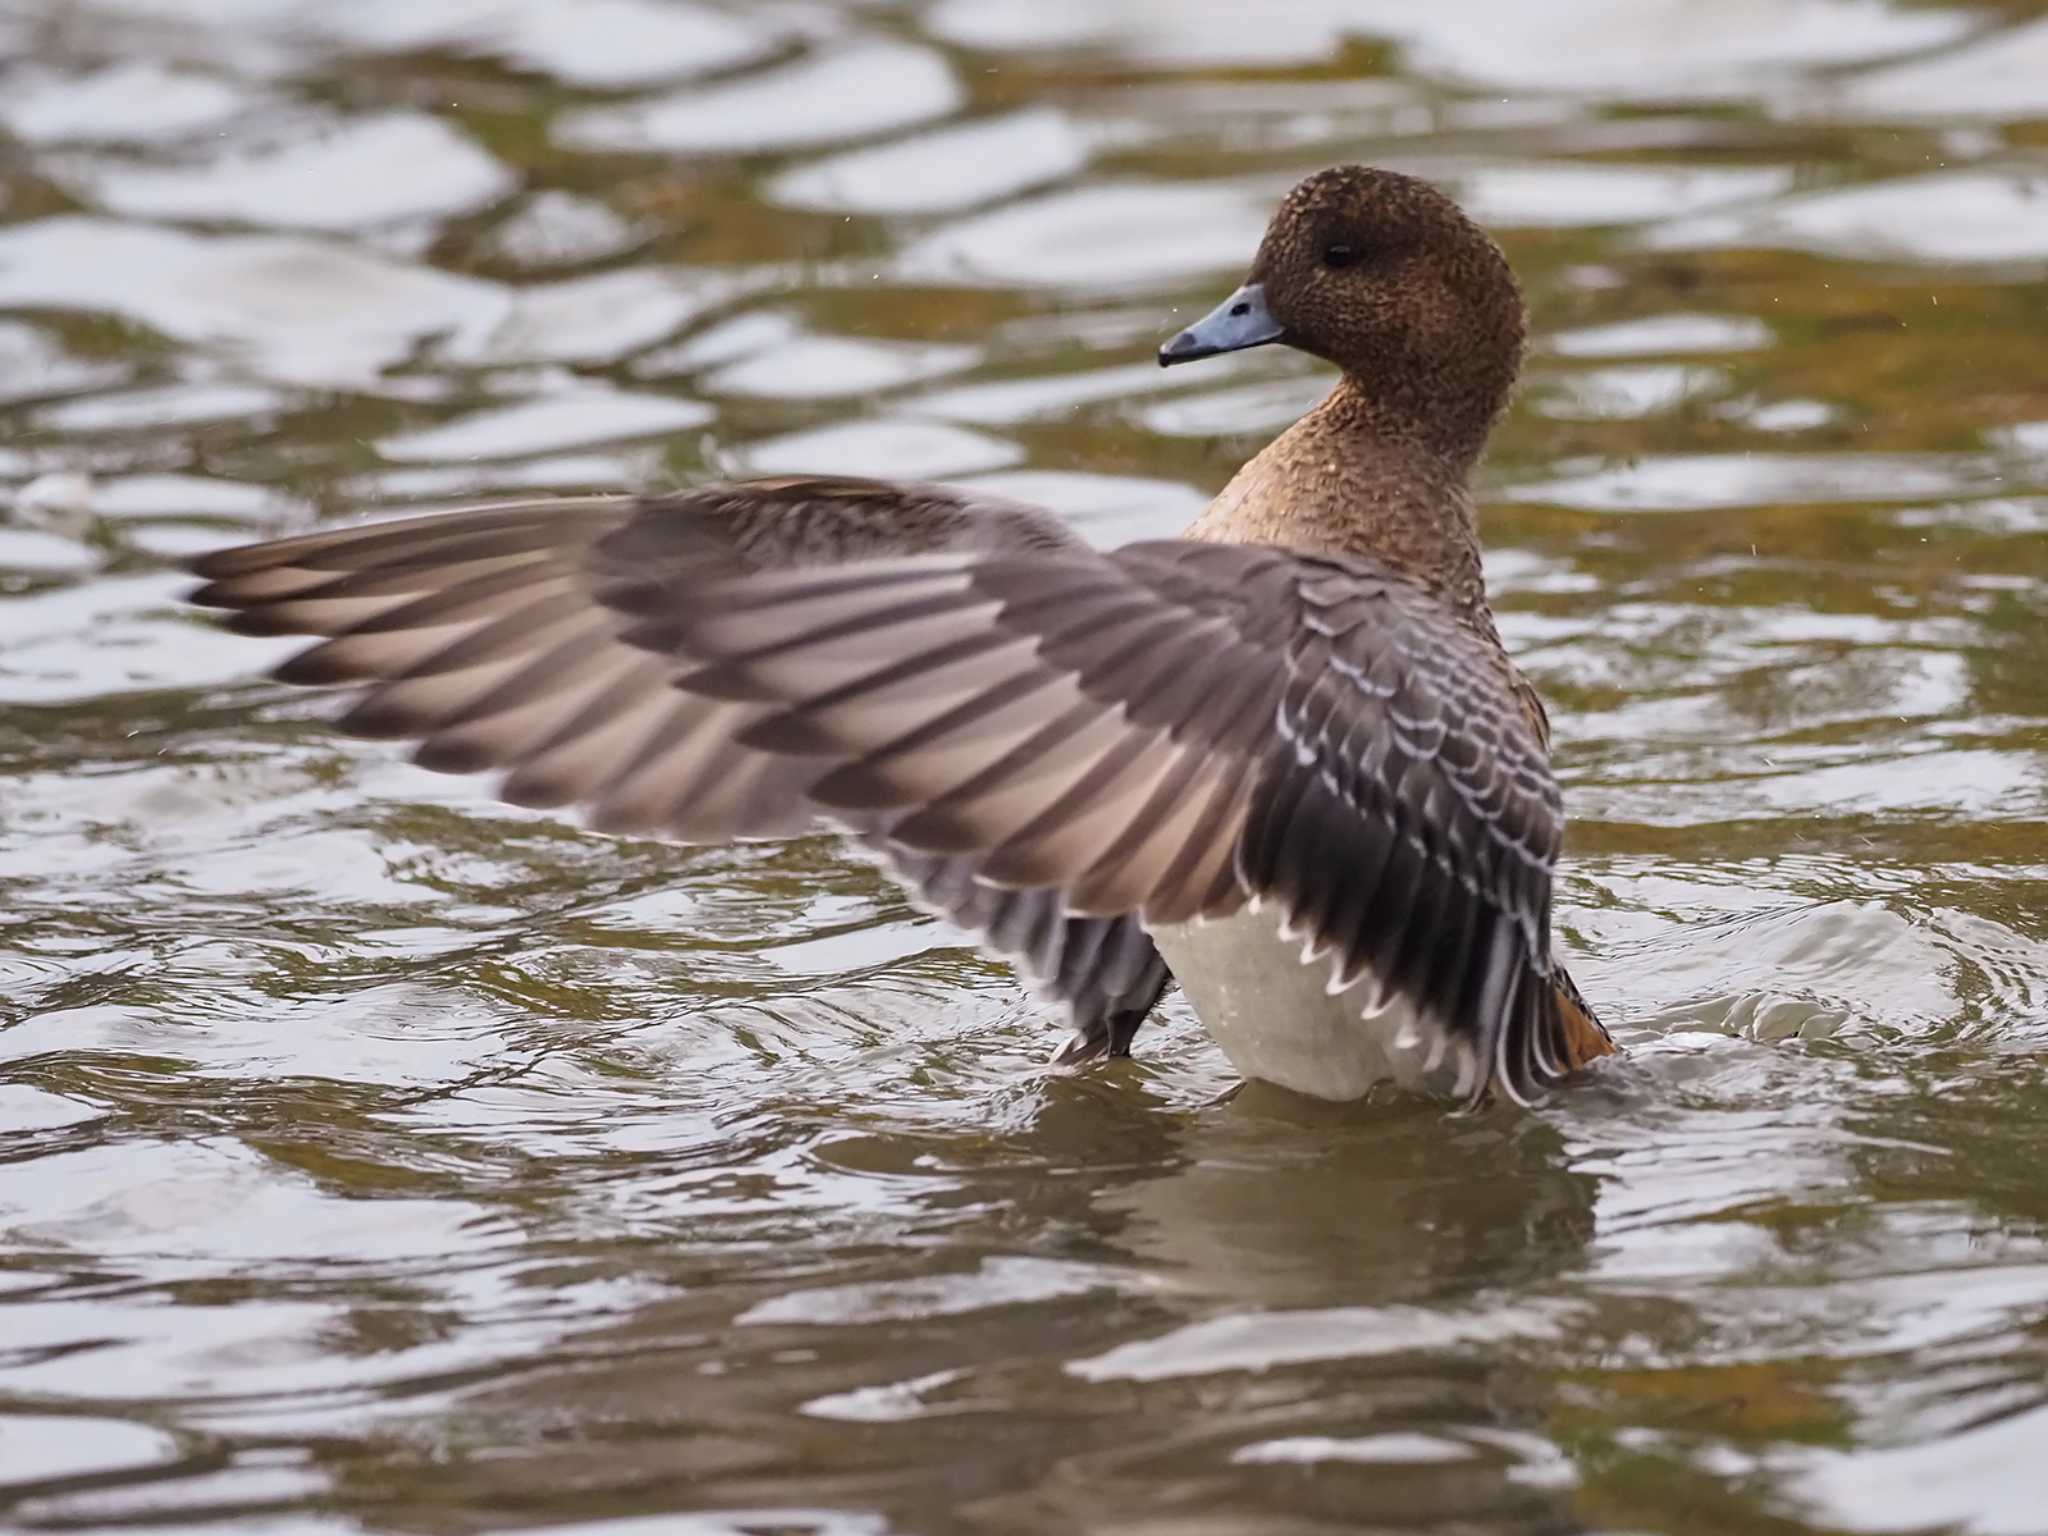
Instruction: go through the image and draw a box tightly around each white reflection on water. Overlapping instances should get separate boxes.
[1796,16,2048,123]
[377,386,715,462]
[1507,451,2018,511]
[558,41,962,155]
[51,111,517,232]
[929,0,1969,87]
[770,107,1094,216]
[0,219,506,384]
[1652,168,2048,265]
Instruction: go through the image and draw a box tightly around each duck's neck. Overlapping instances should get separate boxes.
[1186,374,1496,630]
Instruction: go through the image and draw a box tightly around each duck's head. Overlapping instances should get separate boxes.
[1159,165,1526,466]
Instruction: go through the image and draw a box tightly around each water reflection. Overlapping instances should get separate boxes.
[5,0,2048,1531]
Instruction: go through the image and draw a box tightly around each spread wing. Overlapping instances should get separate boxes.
[195,487,1597,1097]
[605,538,1579,1101]
[188,479,1167,1055]
[192,491,1597,1101]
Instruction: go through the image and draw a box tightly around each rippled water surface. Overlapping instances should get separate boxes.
[5,1,2048,1531]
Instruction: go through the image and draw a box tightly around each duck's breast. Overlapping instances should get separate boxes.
[1146,905,1471,1102]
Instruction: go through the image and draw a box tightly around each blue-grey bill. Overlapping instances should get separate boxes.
[1158,282,1284,366]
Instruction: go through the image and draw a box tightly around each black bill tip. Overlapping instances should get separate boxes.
[1158,281,1284,368]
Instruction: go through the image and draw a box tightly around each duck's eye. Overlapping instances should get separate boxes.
[1321,243,1363,270]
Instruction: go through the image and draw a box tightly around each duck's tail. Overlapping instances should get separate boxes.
[1550,966,1615,1071]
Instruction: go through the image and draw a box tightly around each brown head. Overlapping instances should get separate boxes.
[1160,165,1526,474]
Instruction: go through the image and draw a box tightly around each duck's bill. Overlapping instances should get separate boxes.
[1158,282,1284,366]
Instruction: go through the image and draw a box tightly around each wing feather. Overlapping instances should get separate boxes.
[190,482,1172,1056]
[190,489,1609,1101]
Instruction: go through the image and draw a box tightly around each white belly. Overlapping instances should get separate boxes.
[1146,905,1474,1103]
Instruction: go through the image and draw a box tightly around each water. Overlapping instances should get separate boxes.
[4,1,2048,1530]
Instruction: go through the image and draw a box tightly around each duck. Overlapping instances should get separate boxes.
[187,164,1615,1108]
